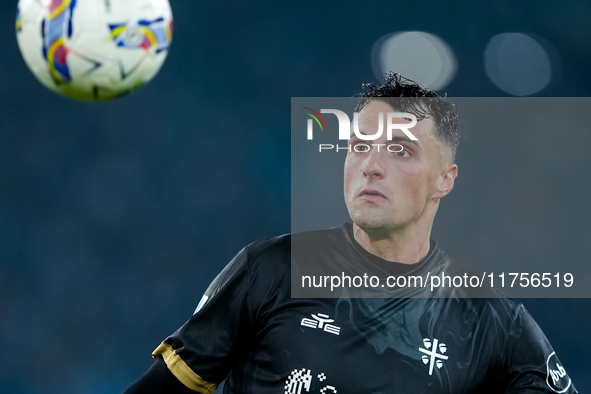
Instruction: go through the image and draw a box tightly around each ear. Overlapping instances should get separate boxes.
[433,163,458,199]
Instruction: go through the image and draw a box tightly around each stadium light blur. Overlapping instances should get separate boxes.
[484,33,555,96]
[371,31,457,91]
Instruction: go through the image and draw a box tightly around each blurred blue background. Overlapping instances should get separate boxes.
[1,0,590,392]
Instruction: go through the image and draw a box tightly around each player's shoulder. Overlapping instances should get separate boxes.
[243,226,342,270]
[438,261,524,324]
[449,295,525,331]
[243,232,290,259]
[439,255,521,308]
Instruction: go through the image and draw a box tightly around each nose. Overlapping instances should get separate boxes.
[362,146,386,180]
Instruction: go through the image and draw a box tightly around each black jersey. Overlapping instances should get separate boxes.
[152,224,576,394]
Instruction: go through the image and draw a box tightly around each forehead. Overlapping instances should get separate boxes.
[357,100,438,141]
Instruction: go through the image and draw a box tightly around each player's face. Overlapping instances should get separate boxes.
[343,100,456,235]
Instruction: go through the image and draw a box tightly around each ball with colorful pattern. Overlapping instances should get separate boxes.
[16,0,173,101]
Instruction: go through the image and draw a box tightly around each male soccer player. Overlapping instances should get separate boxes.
[125,73,577,393]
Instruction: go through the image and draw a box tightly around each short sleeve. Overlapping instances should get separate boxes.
[152,248,255,393]
[503,304,577,393]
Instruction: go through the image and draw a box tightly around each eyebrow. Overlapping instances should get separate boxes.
[389,136,420,148]
[350,133,421,148]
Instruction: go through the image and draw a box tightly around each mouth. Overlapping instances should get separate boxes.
[359,188,387,202]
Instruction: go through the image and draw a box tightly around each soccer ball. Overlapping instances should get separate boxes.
[16,0,173,101]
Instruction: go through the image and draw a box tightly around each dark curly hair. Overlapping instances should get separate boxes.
[355,72,460,161]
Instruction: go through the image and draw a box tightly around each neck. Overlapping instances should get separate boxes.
[352,204,437,264]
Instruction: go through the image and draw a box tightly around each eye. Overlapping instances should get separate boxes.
[395,149,411,158]
[353,143,370,152]
[388,144,411,158]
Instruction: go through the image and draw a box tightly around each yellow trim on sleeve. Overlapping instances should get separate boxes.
[152,342,218,394]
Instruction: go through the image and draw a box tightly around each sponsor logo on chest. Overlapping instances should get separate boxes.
[300,313,341,335]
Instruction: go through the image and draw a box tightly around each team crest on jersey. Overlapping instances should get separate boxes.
[546,352,572,393]
[418,337,448,375]
[300,313,341,335]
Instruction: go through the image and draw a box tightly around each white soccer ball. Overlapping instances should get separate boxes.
[16,0,173,101]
